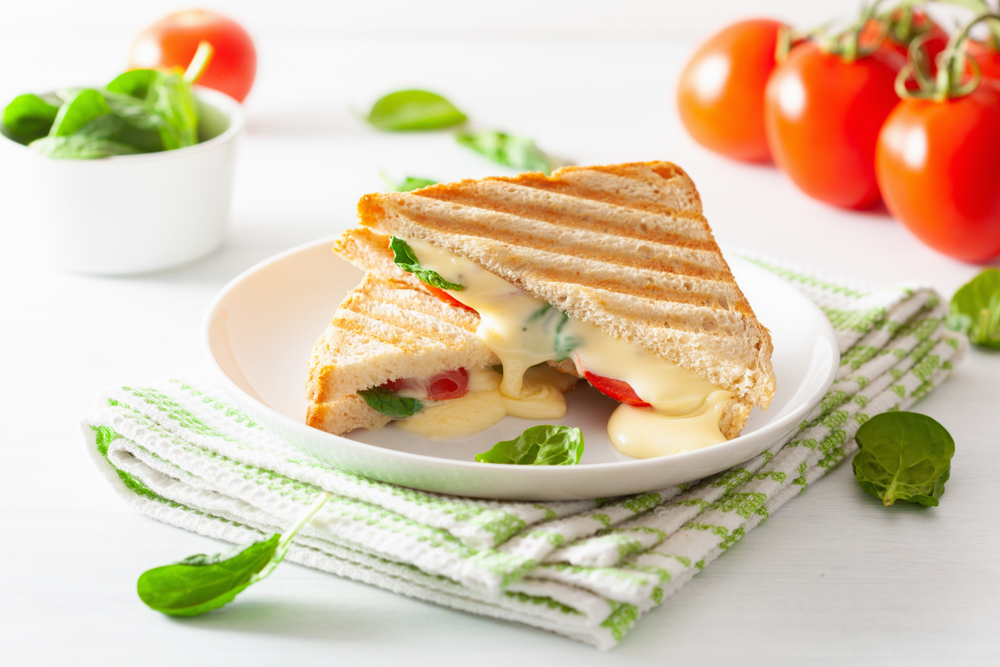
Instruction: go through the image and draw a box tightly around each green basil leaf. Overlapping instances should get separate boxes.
[366,90,467,131]
[852,412,955,507]
[103,90,167,131]
[3,93,61,143]
[526,305,581,362]
[476,425,584,465]
[146,72,199,150]
[138,535,280,617]
[358,386,423,418]
[389,236,465,291]
[49,88,111,137]
[947,268,1000,349]
[29,134,143,159]
[107,69,162,100]
[455,129,561,175]
[101,90,168,152]
[554,311,582,362]
[138,493,329,617]
[382,174,438,192]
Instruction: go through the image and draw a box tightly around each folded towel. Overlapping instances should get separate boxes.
[81,252,965,649]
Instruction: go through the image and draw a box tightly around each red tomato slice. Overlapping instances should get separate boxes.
[424,285,477,313]
[583,371,651,407]
[382,368,470,400]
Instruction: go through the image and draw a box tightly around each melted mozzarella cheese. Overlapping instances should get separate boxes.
[393,368,567,440]
[395,387,507,440]
[607,390,732,458]
[404,238,734,456]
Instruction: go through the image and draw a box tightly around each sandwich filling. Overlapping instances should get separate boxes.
[392,365,571,440]
[403,238,735,458]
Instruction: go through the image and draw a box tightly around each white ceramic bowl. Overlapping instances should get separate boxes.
[0,86,243,275]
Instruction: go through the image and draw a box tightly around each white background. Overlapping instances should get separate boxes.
[1,1,998,665]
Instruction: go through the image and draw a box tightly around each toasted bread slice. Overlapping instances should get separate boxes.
[306,272,501,435]
[351,161,776,434]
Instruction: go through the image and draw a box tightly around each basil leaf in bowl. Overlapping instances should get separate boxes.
[2,93,61,143]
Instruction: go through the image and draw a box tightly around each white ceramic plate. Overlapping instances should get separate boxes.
[204,236,839,500]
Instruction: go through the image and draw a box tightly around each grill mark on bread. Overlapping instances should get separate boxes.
[386,201,727,279]
[414,181,714,251]
[365,280,481,331]
[338,291,480,348]
[526,264,744,311]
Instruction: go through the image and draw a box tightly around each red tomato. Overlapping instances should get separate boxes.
[876,82,1000,262]
[424,285,477,312]
[967,39,1000,82]
[677,19,786,162]
[860,10,948,72]
[583,371,650,407]
[129,10,257,102]
[764,42,904,209]
[383,368,470,400]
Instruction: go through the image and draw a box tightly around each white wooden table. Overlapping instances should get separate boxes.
[2,5,998,664]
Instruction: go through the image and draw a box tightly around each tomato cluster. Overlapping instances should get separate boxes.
[677,5,1000,263]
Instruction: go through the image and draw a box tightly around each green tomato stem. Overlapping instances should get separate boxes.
[935,13,1000,100]
[183,41,215,85]
[896,12,1000,101]
[818,0,885,62]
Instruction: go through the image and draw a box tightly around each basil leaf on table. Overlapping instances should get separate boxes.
[358,386,423,419]
[947,268,1000,349]
[455,129,561,175]
[389,236,465,291]
[476,425,584,465]
[49,88,111,137]
[381,173,438,192]
[138,492,330,617]
[852,412,955,507]
[366,90,468,131]
[2,93,61,143]
[138,535,280,617]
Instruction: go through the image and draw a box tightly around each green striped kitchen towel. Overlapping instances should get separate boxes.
[81,252,965,649]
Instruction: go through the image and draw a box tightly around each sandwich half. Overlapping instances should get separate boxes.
[325,160,775,458]
[306,269,578,439]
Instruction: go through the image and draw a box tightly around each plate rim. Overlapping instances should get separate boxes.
[203,235,839,481]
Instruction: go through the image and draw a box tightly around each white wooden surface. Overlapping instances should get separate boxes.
[1,4,998,664]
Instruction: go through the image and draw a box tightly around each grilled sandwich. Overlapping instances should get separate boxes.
[311,161,775,458]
